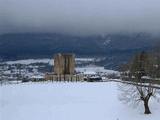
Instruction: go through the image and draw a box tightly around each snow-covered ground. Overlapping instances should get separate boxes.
[4,58,95,65]
[76,65,119,75]
[0,82,159,120]
[5,58,53,65]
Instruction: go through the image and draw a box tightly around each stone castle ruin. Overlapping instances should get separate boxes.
[45,53,83,81]
[54,53,75,75]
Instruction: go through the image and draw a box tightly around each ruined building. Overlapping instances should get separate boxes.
[54,53,75,75]
[45,53,83,81]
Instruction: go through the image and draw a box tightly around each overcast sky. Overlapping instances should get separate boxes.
[0,0,160,35]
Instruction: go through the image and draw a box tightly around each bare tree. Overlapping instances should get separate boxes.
[120,51,160,114]
[118,82,159,114]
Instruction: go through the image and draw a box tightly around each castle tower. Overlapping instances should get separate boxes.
[54,53,75,75]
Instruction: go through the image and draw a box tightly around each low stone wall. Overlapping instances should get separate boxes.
[45,73,84,81]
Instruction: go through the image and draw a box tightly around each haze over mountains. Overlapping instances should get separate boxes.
[0,32,159,69]
[1,0,160,68]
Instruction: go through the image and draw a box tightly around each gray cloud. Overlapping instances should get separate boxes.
[0,0,160,35]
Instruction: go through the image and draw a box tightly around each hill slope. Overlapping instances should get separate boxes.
[0,33,158,69]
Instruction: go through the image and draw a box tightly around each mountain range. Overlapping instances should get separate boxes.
[0,32,159,69]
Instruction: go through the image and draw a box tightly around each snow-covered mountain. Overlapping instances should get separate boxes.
[0,32,159,69]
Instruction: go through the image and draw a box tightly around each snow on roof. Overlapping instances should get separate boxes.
[141,76,151,79]
[83,71,96,75]
[31,75,44,79]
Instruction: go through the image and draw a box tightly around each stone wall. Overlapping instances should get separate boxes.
[54,53,75,75]
[45,73,84,81]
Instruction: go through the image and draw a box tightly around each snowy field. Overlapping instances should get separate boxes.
[76,66,119,75]
[4,58,95,65]
[0,82,160,120]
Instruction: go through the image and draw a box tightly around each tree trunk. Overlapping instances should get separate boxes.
[144,100,151,114]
